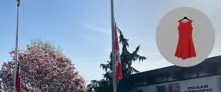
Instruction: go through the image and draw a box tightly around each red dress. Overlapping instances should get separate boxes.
[175,20,196,60]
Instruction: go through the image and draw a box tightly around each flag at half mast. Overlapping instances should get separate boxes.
[16,63,21,92]
[114,22,123,82]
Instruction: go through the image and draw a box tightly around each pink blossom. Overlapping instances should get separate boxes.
[0,45,86,91]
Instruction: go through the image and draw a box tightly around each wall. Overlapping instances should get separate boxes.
[180,76,218,92]
[133,85,156,92]
[132,76,220,92]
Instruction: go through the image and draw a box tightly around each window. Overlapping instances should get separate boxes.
[218,67,221,73]
[156,83,180,92]
[155,76,167,83]
[133,80,147,87]
[157,85,168,92]
[170,83,180,92]
[198,69,211,77]
[135,89,143,92]
[184,72,197,79]
[168,76,177,81]
[217,77,221,91]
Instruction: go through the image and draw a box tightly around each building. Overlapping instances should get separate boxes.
[127,55,221,92]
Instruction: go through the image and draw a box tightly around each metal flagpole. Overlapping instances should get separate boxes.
[13,2,20,92]
[110,0,117,92]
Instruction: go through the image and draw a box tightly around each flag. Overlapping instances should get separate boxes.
[16,63,21,92]
[114,22,122,82]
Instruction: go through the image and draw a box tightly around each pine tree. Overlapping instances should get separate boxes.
[87,29,146,92]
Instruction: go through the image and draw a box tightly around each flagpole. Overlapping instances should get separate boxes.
[13,2,20,92]
[110,0,117,92]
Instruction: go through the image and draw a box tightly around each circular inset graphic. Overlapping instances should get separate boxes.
[156,7,215,67]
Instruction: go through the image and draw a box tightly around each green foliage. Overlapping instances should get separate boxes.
[30,40,64,56]
[87,29,146,92]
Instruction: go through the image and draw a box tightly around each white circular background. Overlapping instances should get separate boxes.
[156,7,215,67]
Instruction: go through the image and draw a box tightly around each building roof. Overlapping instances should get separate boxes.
[128,55,221,80]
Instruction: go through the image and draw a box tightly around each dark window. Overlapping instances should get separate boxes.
[218,67,221,73]
[135,89,143,92]
[168,76,177,81]
[207,65,218,74]
[184,72,197,79]
[170,83,180,92]
[155,76,167,83]
[217,77,221,91]
[157,85,168,92]
[198,68,211,77]
[157,83,180,92]
[132,79,147,87]
[145,77,155,84]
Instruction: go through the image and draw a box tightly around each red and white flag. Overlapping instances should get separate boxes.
[114,23,122,82]
[16,63,21,92]
[9,50,22,92]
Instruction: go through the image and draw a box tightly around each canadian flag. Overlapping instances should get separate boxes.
[114,23,122,82]
[16,63,21,92]
[9,50,22,92]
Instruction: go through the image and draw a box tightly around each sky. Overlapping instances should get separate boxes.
[0,0,221,85]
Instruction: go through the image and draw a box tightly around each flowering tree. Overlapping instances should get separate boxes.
[0,41,86,92]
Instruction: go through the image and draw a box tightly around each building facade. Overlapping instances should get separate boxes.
[126,55,221,92]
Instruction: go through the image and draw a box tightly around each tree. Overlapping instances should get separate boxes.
[87,29,146,92]
[0,40,86,92]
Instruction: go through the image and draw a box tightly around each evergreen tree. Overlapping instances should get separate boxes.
[87,29,146,92]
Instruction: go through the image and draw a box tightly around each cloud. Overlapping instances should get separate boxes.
[79,23,110,35]
[133,51,172,72]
